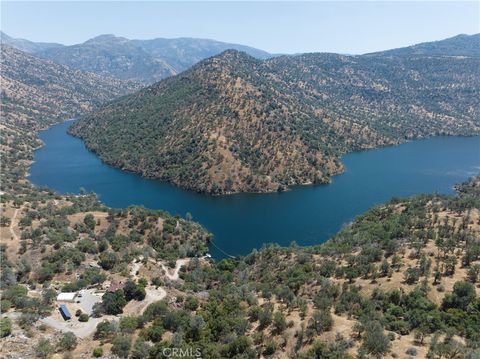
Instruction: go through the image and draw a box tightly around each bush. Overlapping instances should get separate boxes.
[84,213,96,230]
[0,318,12,338]
[184,296,199,311]
[35,338,53,359]
[263,339,277,356]
[94,320,116,340]
[0,300,12,312]
[119,316,138,334]
[92,347,103,357]
[111,335,132,358]
[406,347,418,356]
[57,332,77,351]
[273,311,287,334]
[131,339,150,359]
[78,313,89,322]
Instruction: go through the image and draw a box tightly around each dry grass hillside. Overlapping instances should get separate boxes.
[71,36,480,194]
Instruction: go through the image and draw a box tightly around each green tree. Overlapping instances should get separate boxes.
[309,310,333,334]
[83,213,96,230]
[442,281,476,311]
[361,321,391,357]
[467,264,480,283]
[273,311,287,334]
[102,290,127,315]
[123,280,145,302]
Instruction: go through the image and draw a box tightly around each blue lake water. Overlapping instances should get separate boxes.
[29,121,480,258]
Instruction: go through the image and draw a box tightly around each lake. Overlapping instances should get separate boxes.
[30,121,480,258]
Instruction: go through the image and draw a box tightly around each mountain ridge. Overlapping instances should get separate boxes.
[31,33,271,84]
[366,33,480,57]
[0,44,140,127]
[70,35,480,194]
[0,31,64,53]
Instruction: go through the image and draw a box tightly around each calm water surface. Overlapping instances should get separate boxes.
[30,121,480,258]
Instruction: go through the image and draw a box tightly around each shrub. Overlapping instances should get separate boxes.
[92,347,103,357]
[406,347,418,356]
[78,313,89,322]
[0,318,12,338]
[184,296,199,311]
[111,335,132,358]
[273,311,287,334]
[119,316,138,334]
[0,300,12,312]
[57,332,77,351]
[35,338,53,359]
[94,320,116,340]
[263,339,277,356]
[84,214,96,230]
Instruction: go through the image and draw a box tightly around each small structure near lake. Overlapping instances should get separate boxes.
[59,304,72,321]
[56,292,77,302]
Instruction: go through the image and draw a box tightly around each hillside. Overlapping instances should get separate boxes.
[2,171,479,358]
[368,33,480,57]
[34,34,271,84]
[0,45,140,127]
[71,42,480,194]
[1,30,480,359]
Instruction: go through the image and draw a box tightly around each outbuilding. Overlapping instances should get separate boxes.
[59,304,72,321]
[56,292,77,302]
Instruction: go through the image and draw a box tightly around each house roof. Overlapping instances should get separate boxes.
[57,292,77,301]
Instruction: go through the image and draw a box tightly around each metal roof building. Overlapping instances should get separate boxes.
[59,304,72,321]
[56,292,77,302]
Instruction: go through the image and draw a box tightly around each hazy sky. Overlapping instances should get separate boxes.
[2,1,479,54]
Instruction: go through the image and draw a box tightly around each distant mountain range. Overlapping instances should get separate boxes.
[1,44,139,127]
[70,33,480,194]
[0,31,63,53]
[1,32,271,84]
[367,33,480,57]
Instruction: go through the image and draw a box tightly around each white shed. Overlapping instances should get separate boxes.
[56,292,77,302]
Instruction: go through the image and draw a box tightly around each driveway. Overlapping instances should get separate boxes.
[40,316,105,339]
[77,290,102,314]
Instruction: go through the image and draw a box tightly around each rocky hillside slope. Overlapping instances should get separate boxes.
[70,34,480,194]
[1,45,140,127]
